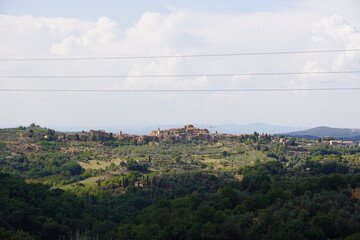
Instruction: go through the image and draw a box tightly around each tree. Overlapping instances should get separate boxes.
[127,160,148,172]
[130,138,138,146]
[218,186,239,208]
[0,142,6,150]
[47,129,56,136]
[285,138,297,147]
[241,174,271,193]
[312,215,338,239]
[222,151,229,158]
[345,233,360,240]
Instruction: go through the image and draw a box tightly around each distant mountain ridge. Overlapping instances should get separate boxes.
[284,126,360,140]
[199,123,306,135]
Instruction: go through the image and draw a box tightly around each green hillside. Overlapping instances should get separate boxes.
[1,126,360,239]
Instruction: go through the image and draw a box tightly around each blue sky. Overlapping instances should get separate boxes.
[0,0,360,130]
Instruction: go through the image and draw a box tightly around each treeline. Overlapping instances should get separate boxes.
[0,151,82,180]
[0,171,221,240]
[115,161,360,240]
[1,160,360,239]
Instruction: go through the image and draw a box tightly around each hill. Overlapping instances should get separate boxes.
[0,124,60,142]
[285,126,360,140]
[1,124,360,239]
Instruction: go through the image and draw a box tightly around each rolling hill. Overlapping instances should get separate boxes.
[285,126,360,140]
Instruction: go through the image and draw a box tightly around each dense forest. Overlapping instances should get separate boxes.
[1,125,360,239]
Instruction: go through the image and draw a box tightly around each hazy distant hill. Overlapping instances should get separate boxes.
[207,123,306,135]
[285,126,360,140]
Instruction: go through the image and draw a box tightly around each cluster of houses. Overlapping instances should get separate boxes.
[56,125,236,143]
[51,126,360,146]
[150,124,211,141]
[275,137,360,147]
[323,140,359,147]
[57,130,111,141]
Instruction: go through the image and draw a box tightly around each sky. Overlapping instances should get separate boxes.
[0,0,360,130]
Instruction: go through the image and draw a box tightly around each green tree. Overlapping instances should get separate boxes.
[218,186,238,208]
[130,138,138,146]
[312,215,338,239]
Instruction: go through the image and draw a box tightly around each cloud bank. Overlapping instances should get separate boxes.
[1,1,360,128]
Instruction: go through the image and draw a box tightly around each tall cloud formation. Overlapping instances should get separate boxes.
[0,3,360,128]
[51,17,120,55]
[313,14,360,70]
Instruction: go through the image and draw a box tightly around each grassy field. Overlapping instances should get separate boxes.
[78,175,110,184]
[78,158,123,170]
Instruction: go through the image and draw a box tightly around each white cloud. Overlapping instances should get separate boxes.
[51,17,121,55]
[284,13,360,96]
[0,15,94,55]
[1,1,360,127]
[312,14,360,70]
[121,11,187,53]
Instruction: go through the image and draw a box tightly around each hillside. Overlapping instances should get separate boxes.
[0,124,60,142]
[1,125,360,239]
[285,126,360,140]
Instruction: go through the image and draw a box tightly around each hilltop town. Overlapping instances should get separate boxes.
[55,125,360,147]
[57,124,236,143]
[1,124,360,147]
